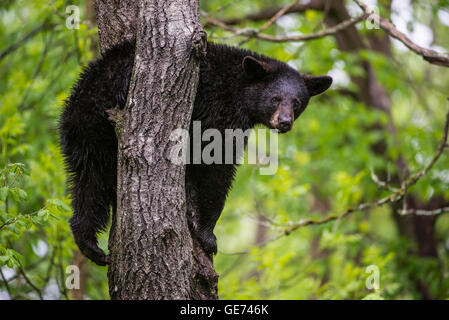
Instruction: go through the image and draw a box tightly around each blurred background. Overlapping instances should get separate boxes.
[0,0,449,299]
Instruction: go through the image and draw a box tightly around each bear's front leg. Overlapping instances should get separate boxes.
[186,164,230,256]
[198,228,218,256]
[186,178,219,255]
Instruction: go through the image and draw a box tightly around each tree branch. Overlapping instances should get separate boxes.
[205,1,324,26]
[0,205,48,231]
[202,10,368,43]
[17,266,43,300]
[398,207,449,216]
[0,269,12,299]
[237,0,301,46]
[353,0,449,67]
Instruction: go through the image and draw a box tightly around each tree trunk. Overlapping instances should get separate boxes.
[94,0,218,299]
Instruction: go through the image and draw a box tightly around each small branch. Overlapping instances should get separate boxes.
[259,0,300,32]
[0,205,48,231]
[238,0,300,45]
[201,10,240,34]
[202,10,368,43]
[276,191,402,241]
[17,267,44,300]
[0,269,12,299]
[43,248,57,287]
[207,1,324,26]
[370,169,399,192]
[398,207,449,216]
[254,13,368,43]
[5,255,48,284]
[353,0,449,67]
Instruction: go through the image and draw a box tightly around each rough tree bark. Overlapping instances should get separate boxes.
[94,0,218,299]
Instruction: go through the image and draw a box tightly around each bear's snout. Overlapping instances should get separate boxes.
[270,104,293,133]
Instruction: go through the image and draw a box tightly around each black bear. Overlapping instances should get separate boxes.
[59,39,332,265]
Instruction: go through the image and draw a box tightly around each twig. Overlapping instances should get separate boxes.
[370,169,399,192]
[276,192,402,240]
[43,247,57,287]
[353,0,449,67]
[202,10,368,43]
[238,0,300,45]
[398,207,449,216]
[0,269,12,299]
[3,255,49,283]
[0,205,49,231]
[17,267,43,300]
[207,1,324,26]
[259,0,300,32]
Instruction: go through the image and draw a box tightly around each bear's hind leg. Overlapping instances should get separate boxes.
[61,109,117,266]
[70,169,116,266]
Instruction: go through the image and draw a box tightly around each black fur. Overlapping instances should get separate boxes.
[59,39,332,265]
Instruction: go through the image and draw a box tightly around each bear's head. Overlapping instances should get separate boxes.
[242,56,332,133]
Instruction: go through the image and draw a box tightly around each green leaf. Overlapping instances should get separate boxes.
[0,187,8,201]
[47,199,72,212]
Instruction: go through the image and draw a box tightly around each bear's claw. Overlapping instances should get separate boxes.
[76,239,108,266]
[198,231,217,256]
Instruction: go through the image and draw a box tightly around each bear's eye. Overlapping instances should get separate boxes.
[271,96,282,104]
[292,98,301,108]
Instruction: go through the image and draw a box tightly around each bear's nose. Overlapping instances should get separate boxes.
[278,116,292,133]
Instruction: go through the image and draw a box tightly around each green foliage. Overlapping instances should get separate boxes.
[0,0,108,300]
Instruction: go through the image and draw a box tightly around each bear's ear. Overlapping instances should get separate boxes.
[303,75,333,96]
[242,56,270,79]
